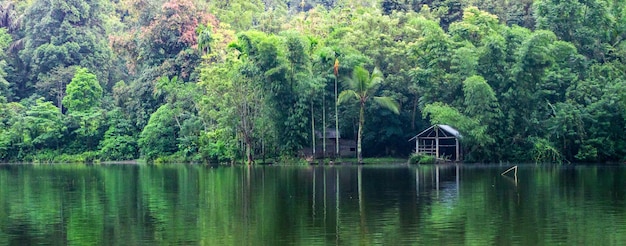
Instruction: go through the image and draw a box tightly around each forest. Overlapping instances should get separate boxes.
[0,0,625,164]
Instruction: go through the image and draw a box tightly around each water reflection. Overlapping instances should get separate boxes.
[0,164,626,245]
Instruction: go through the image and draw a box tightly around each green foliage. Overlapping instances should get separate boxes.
[449,7,501,46]
[2,0,626,164]
[99,135,138,161]
[199,129,236,164]
[25,98,66,149]
[31,151,101,164]
[462,75,500,124]
[0,101,26,161]
[230,30,315,158]
[138,0,208,70]
[208,0,264,31]
[56,67,106,153]
[98,108,139,161]
[196,23,213,55]
[409,152,436,164]
[534,0,615,60]
[338,65,399,163]
[66,109,106,152]
[422,102,494,162]
[0,28,10,100]
[0,98,68,162]
[339,66,399,114]
[35,66,77,111]
[530,137,564,164]
[153,152,189,164]
[17,0,112,98]
[138,104,178,162]
[63,67,102,113]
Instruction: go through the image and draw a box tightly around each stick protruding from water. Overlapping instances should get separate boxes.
[501,165,518,176]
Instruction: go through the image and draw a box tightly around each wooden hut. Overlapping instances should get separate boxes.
[409,124,461,162]
[301,129,356,159]
[317,128,356,158]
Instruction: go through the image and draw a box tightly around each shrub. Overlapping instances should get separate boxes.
[409,153,436,164]
[100,135,138,161]
[55,151,100,163]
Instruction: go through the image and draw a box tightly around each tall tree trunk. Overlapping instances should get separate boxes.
[245,136,253,165]
[311,99,316,158]
[335,75,339,158]
[241,99,254,165]
[323,89,326,159]
[57,80,63,113]
[411,95,418,130]
[358,101,364,164]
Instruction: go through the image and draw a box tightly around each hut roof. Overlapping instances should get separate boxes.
[316,128,341,139]
[409,124,461,141]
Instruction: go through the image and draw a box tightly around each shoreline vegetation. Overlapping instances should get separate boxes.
[1,1,626,164]
[3,156,624,165]
[2,157,409,165]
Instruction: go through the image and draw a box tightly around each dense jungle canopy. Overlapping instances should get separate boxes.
[0,0,625,164]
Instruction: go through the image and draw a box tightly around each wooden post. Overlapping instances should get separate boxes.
[455,137,460,162]
[415,136,419,153]
[435,125,440,159]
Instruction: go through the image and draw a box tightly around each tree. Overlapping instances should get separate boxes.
[199,51,264,165]
[381,0,408,15]
[338,66,399,164]
[462,75,501,161]
[196,24,213,55]
[138,104,178,161]
[230,31,314,157]
[462,75,500,125]
[413,0,464,30]
[422,102,493,160]
[62,68,102,113]
[0,98,65,161]
[154,75,205,161]
[109,0,217,134]
[62,67,105,152]
[99,108,139,161]
[138,0,210,67]
[534,0,614,60]
[18,0,112,98]
[0,28,10,100]
[23,98,66,151]
[0,101,25,161]
[34,66,77,112]
[207,0,264,32]
[409,17,457,106]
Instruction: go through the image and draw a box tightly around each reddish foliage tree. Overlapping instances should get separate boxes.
[111,0,219,79]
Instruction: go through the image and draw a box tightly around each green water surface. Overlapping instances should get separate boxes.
[1,164,625,245]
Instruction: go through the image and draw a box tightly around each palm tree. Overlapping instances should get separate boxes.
[196,24,212,55]
[338,66,399,164]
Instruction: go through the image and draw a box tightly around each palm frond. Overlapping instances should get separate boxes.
[373,96,400,114]
[370,67,384,85]
[352,66,370,92]
[8,38,23,54]
[338,90,359,104]
[341,67,356,90]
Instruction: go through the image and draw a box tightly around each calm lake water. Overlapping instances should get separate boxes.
[1,164,626,245]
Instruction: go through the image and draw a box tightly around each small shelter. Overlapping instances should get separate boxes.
[409,124,461,162]
[301,128,356,158]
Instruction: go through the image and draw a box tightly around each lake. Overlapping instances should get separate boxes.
[1,164,626,245]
